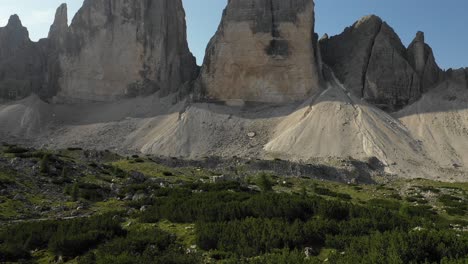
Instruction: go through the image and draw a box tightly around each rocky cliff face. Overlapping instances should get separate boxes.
[42,4,69,99]
[199,0,321,103]
[407,31,444,92]
[319,16,383,100]
[320,16,443,111]
[364,22,421,110]
[0,15,45,101]
[56,0,197,102]
[445,68,468,89]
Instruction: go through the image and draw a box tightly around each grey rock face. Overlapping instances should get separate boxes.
[43,4,69,98]
[199,0,321,103]
[0,15,45,100]
[321,16,443,111]
[320,15,383,99]
[407,31,444,92]
[364,23,420,110]
[0,1,197,102]
[446,68,468,89]
[57,0,198,102]
[48,3,68,44]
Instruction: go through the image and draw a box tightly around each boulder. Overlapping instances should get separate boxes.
[0,15,45,100]
[129,171,147,183]
[56,0,198,102]
[199,0,321,103]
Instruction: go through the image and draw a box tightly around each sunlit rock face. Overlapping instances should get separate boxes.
[199,0,322,104]
[56,0,197,102]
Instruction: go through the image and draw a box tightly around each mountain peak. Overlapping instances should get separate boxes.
[48,3,68,40]
[412,31,425,43]
[7,14,23,28]
[354,15,383,28]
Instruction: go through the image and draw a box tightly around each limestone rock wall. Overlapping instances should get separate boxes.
[320,16,444,111]
[319,15,383,99]
[407,31,444,92]
[57,0,197,102]
[199,0,321,103]
[0,15,45,100]
[364,22,420,110]
[42,4,69,99]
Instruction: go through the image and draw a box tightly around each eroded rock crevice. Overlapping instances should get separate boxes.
[321,15,444,111]
[361,20,384,98]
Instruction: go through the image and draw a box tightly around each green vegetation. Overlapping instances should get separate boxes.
[257,173,274,192]
[0,146,467,263]
[39,153,51,174]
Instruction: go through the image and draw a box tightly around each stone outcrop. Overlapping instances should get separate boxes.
[445,68,468,89]
[407,31,444,92]
[199,0,321,103]
[0,15,45,101]
[56,0,198,102]
[320,16,443,111]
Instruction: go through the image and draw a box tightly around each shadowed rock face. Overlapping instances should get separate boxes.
[407,31,444,92]
[320,15,383,99]
[320,16,444,111]
[57,0,198,102]
[445,68,468,89]
[0,15,45,101]
[0,1,197,103]
[42,4,68,99]
[364,22,421,110]
[199,0,321,103]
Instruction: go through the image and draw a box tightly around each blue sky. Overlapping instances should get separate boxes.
[1,0,466,69]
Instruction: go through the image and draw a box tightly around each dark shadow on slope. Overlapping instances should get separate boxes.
[1,67,468,126]
[149,156,377,184]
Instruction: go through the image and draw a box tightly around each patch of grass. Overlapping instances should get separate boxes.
[368,199,401,210]
[0,199,23,220]
[158,219,196,247]
[317,248,337,261]
[312,186,352,201]
[3,146,29,154]
[0,171,14,185]
[112,160,192,183]
[446,207,466,216]
[31,250,57,264]
[409,179,468,192]
[439,194,464,207]
[92,199,126,214]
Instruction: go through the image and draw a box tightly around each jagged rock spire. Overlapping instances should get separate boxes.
[48,3,68,41]
[7,14,22,27]
[0,14,44,100]
[407,31,444,92]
